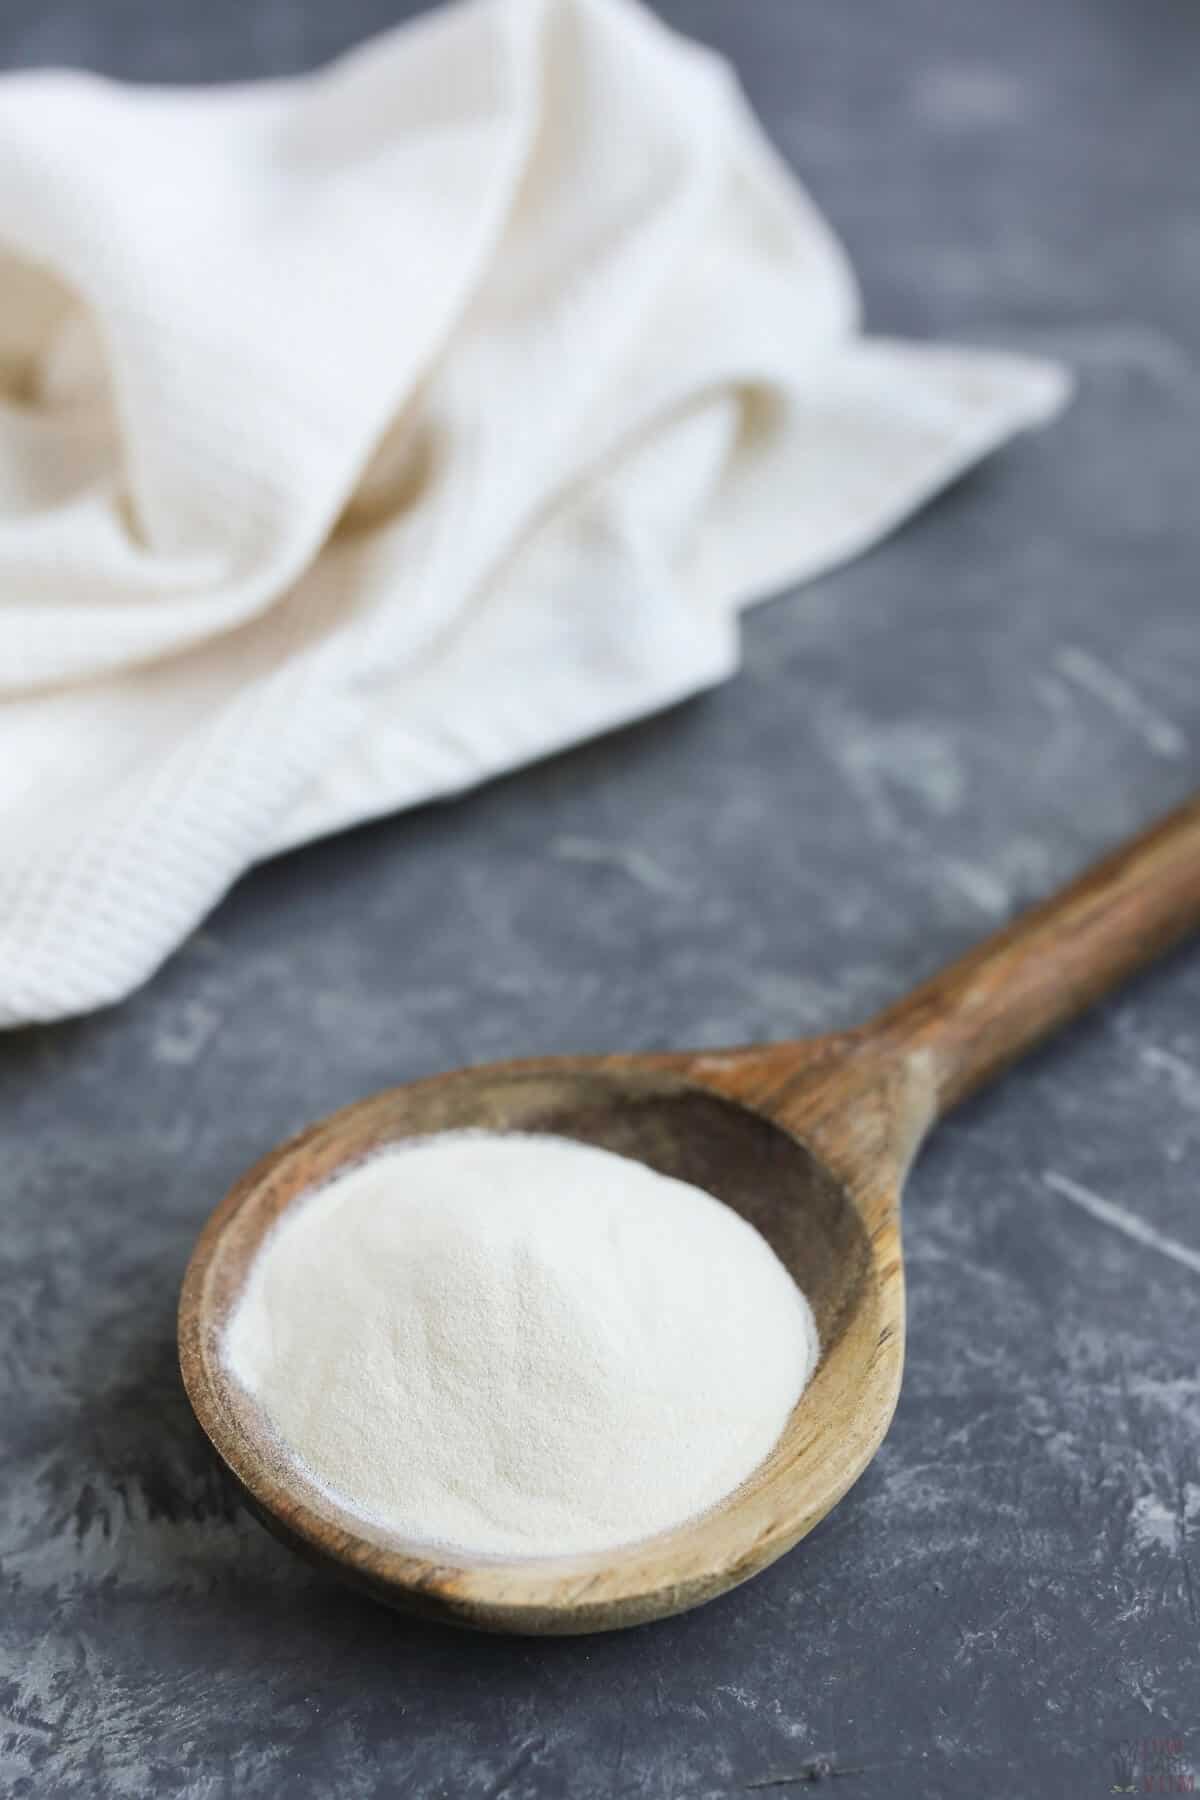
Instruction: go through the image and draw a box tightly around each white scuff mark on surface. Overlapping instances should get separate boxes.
[878,723,966,815]
[151,999,220,1066]
[1035,673,1073,714]
[1137,1044,1200,1111]
[1054,646,1186,759]
[813,708,900,839]
[913,64,1031,129]
[1129,1492,1180,1555]
[814,707,965,839]
[939,858,1010,917]
[551,836,688,898]
[1043,1170,1200,1277]
[712,1685,758,1711]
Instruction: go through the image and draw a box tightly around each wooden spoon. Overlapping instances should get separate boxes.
[179,794,1200,1634]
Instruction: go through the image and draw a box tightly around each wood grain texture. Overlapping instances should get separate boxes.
[178,793,1200,1633]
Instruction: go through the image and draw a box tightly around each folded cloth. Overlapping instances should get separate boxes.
[0,0,1067,1026]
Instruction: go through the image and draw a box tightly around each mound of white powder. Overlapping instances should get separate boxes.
[225,1132,817,1557]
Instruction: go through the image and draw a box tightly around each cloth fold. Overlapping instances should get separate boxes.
[0,0,1067,1025]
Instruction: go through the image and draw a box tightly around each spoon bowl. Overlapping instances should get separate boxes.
[180,793,1200,1631]
[179,1053,901,1633]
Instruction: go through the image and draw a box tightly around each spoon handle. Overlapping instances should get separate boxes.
[870,792,1200,1117]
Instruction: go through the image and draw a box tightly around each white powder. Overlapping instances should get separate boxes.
[225,1132,817,1557]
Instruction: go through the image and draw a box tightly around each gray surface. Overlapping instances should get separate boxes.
[3,0,1199,1795]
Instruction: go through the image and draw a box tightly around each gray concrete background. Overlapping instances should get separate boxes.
[2,1,1199,1795]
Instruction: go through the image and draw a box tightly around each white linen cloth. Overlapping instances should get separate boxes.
[0,0,1067,1026]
